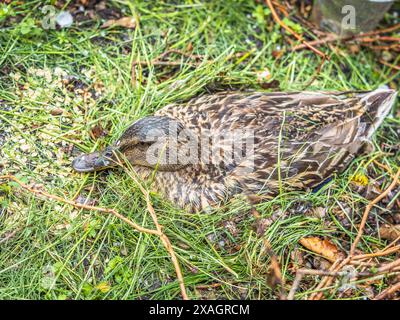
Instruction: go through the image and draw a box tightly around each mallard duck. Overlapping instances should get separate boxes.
[72,89,397,212]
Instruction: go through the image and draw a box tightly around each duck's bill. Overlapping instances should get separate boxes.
[72,147,117,173]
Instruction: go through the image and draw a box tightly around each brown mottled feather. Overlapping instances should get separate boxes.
[139,90,395,211]
[73,89,396,212]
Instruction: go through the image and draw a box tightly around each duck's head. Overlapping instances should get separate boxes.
[72,116,191,173]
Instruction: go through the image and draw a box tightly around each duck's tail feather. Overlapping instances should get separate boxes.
[358,88,397,139]
[315,88,396,161]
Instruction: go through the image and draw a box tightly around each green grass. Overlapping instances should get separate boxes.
[0,0,399,300]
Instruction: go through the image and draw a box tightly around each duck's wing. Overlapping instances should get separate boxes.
[224,89,396,193]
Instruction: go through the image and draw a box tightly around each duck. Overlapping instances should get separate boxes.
[72,89,397,212]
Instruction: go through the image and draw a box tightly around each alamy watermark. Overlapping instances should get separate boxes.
[41,5,73,29]
[136,124,256,173]
[341,5,356,30]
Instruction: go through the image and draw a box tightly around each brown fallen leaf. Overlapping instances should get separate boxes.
[223,220,239,237]
[272,50,284,59]
[253,217,273,236]
[89,123,108,140]
[249,207,261,218]
[260,79,281,90]
[101,16,136,29]
[313,256,332,270]
[349,44,360,54]
[50,108,64,116]
[305,206,326,219]
[264,240,285,299]
[177,242,190,250]
[379,224,400,242]
[299,237,344,263]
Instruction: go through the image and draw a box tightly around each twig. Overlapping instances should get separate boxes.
[0,174,189,300]
[0,228,20,244]
[353,245,400,261]
[293,23,400,51]
[372,258,400,274]
[119,162,189,300]
[288,258,342,300]
[373,160,395,176]
[364,23,400,38]
[310,169,400,300]
[290,259,400,300]
[302,169,400,300]
[287,272,303,300]
[379,60,400,71]
[289,262,348,300]
[265,0,327,60]
[350,169,400,256]
[311,260,400,278]
[272,0,289,17]
[196,283,223,290]
[310,257,351,300]
[363,43,400,51]
[374,281,400,300]
[0,175,159,236]
[310,169,399,299]
[372,160,400,208]
[361,36,400,43]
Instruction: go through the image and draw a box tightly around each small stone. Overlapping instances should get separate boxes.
[20,144,31,152]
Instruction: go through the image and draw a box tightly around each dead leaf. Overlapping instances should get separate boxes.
[299,237,343,263]
[379,224,400,242]
[223,220,239,237]
[101,16,136,29]
[50,108,64,116]
[313,256,332,270]
[264,240,285,299]
[272,50,284,59]
[266,260,283,295]
[177,242,190,249]
[89,124,108,140]
[250,207,261,219]
[260,79,280,90]
[305,207,326,219]
[349,44,360,54]
[253,218,273,236]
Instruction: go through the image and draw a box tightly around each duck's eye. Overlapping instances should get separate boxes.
[104,147,114,157]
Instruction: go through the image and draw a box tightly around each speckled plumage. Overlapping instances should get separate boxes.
[73,89,397,212]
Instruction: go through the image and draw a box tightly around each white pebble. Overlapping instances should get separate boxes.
[56,11,73,28]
